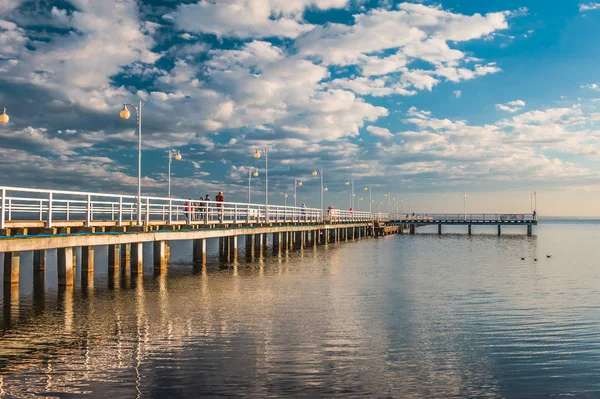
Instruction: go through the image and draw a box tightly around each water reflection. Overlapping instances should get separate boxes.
[1,225,600,397]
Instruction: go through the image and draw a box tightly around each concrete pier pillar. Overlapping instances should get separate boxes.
[121,243,131,272]
[468,225,472,236]
[131,242,143,274]
[57,247,74,286]
[33,250,47,271]
[273,232,282,255]
[108,244,120,274]
[223,237,230,261]
[193,238,207,264]
[154,241,168,272]
[527,224,533,237]
[254,234,263,257]
[228,236,238,263]
[263,233,269,249]
[246,234,255,259]
[497,225,502,237]
[3,251,20,285]
[81,246,94,283]
[410,225,416,235]
[438,224,442,235]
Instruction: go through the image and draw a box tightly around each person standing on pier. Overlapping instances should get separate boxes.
[205,194,212,221]
[216,191,225,222]
[185,199,192,223]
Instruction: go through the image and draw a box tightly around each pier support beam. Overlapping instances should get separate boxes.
[497,225,502,237]
[246,234,255,259]
[33,250,47,271]
[410,225,416,235]
[121,244,131,273]
[193,238,207,265]
[438,224,442,235]
[108,244,120,275]
[131,243,143,274]
[3,251,20,285]
[273,233,282,256]
[57,247,74,286]
[154,241,168,273]
[468,225,472,236]
[527,224,533,237]
[254,234,263,257]
[228,236,238,263]
[81,246,94,284]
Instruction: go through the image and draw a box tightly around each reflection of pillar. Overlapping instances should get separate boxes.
[498,225,502,237]
[263,233,269,249]
[131,242,143,274]
[228,236,238,263]
[33,267,45,312]
[3,251,20,285]
[57,247,74,286]
[193,238,207,264]
[527,224,533,237]
[438,225,442,235]
[33,249,47,271]
[154,241,168,273]
[58,284,74,332]
[2,282,19,328]
[222,237,230,262]
[410,225,415,235]
[219,237,226,261]
[468,225,472,236]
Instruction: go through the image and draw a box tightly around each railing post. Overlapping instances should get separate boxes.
[47,192,53,228]
[168,199,173,225]
[145,198,150,226]
[0,188,5,229]
[118,197,123,226]
[7,198,11,221]
[247,204,251,223]
[66,201,70,221]
[234,204,238,224]
[39,199,43,221]
[111,203,115,221]
[265,205,269,223]
[85,195,92,227]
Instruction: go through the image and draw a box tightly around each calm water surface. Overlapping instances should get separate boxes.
[1,221,600,398]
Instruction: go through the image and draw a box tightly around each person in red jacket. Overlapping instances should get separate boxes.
[215,192,224,221]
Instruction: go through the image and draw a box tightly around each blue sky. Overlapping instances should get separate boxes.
[1,0,600,215]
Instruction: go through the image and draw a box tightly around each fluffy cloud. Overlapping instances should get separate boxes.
[579,3,600,12]
[367,126,394,138]
[170,0,350,39]
[582,83,600,91]
[495,100,526,113]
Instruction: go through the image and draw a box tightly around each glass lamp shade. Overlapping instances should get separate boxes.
[253,171,258,177]
[312,170,318,176]
[120,107,131,120]
[253,150,261,159]
[0,113,8,124]
[175,152,182,161]
[298,181,302,186]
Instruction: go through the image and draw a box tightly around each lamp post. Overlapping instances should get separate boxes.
[364,186,372,213]
[462,192,467,220]
[313,168,324,219]
[283,192,288,207]
[384,193,391,213]
[531,191,537,213]
[0,108,9,124]
[358,197,363,211]
[345,180,354,209]
[167,149,182,198]
[249,169,258,203]
[120,101,143,226]
[294,179,302,207]
[253,147,269,207]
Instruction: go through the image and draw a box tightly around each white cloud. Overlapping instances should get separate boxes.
[579,3,600,12]
[171,0,350,39]
[582,83,600,91]
[495,99,526,113]
[367,126,394,138]
[453,90,462,98]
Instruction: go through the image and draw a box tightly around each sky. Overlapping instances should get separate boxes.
[0,0,600,216]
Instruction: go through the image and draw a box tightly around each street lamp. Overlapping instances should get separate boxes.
[119,101,143,225]
[313,169,324,220]
[253,147,269,207]
[167,149,182,198]
[0,108,9,124]
[358,197,363,211]
[249,169,259,203]
[294,179,302,207]
[283,192,288,207]
[462,192,467,220]
[364,186,372,213]
[531,191,537,213]
[345,180,354,209]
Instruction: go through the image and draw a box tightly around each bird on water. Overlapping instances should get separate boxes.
[534,258,538,261]
[521,257,526,260]
[546,255,552,258]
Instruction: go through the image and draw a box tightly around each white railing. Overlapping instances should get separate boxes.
[387,213,536,222]
[0,186,382,229]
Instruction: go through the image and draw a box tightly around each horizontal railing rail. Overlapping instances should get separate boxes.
[0,186,383,229]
